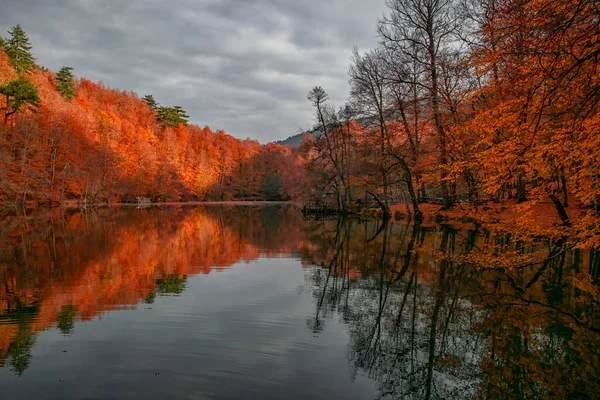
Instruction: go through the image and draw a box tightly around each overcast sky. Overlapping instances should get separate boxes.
[0,0,388,143]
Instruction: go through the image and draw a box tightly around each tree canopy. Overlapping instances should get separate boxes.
[3,25,35,74]
[142,94,158,110]
[142,94,189,127]
[55,66,76,100]
[0,26,302,204]
[157,105,189,127]
[0,78,40,124]
[260,170,284,201]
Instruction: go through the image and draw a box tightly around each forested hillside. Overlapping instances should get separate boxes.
[0,25,303,204]
[300,0,599,246]
[273,133,306,149]
[274,128,321,148]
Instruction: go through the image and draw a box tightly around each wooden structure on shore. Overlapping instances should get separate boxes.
[301,200,342,216]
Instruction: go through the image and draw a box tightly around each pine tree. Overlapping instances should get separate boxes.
[260,171,284,200]
[56,66,76,100]
[142,94,158,110]
[4,25,36,74]
[172,105,189,122]
[143,95,188,127]
[0,78,40,124]
[157,105,189,127]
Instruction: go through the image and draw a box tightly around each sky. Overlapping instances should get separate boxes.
[0,0,388,143]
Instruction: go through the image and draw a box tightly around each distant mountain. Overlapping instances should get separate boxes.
[273,118,374,148]
[273,133,305,148]
[273,127,323,148]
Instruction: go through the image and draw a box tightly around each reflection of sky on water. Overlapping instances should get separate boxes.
[1,259,378,399]
[1,205,599,399]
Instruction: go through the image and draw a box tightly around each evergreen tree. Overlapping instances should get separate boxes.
[0,78,40,124]
[142,94,158,110]
[172,105,189,122]
[260,171,284,201]
[4,25,36,74]
[55,66,76,100]
[142,94,189,127]
[157,105,189,127]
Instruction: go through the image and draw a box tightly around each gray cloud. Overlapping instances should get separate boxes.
[0,0,387,142]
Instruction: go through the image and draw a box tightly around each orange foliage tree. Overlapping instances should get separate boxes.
[301,0,600,251]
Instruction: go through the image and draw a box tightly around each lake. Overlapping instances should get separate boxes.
[0,205,599,399]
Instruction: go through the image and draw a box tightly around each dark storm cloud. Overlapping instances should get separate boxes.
[0,0,387,142]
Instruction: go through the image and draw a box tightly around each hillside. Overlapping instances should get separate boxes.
[273,127,323,148]
[0,27,304,204]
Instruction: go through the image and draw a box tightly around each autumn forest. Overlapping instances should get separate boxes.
[0,25,305,204]
[1,0,600,397]
[0,0,597,267]
[1,0,599,243]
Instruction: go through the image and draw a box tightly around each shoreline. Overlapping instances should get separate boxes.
[1,200,303,209]
[2,199,590,234]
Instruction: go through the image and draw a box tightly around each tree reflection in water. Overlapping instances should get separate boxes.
[0,206,598,399]
[0,205,305,374]
[305,218,600,399]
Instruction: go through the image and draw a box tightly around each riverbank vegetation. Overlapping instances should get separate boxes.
[1,0,599,250]
[300,0,599,249]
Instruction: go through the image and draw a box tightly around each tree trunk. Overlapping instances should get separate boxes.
[429,52,451,208]
[390,154,422,222]
[549,193,571,227]
[367,190,391,220]
[560,174,568,207]
[517,172,527,202]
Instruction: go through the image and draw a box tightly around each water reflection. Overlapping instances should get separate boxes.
[305,218,600,399]
[0,205,305,375]
[0,206,599,399]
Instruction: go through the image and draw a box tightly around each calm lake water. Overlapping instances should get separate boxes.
[0,205,599,399]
